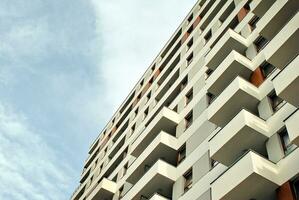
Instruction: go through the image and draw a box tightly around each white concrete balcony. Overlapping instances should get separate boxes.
[206,51,255,97]
[87,178,117,200]
[127,132,177,185]
[206,29,248,70]
[264,12,299,69]
[208,77,260,127]
[211,151,279,200]
[257,0,298,40]
[122,160,176,200]
[285,109,299,146]
[209,110,271,166]
[250,0,275,18]
[130,107,179,157]
[273,55,299,107]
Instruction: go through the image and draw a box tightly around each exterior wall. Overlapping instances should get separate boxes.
[71,0,299,200]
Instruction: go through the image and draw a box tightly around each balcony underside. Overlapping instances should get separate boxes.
[88,178,117,200]
[210,110,270,166]
[273,55,299,107]
[211,151,279,200]
[206,29,248,70]
[207,50,254,96]
[285,109,299,146]
[131,108,179,157]
[208,77,260,127]
[264,12,299,69]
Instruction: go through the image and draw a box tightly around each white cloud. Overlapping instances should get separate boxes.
[0,102,75,200]
[90,0,197,112]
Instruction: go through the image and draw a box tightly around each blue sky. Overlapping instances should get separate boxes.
[0,0,196,199]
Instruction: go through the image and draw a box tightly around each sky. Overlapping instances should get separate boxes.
[0,0,197,199]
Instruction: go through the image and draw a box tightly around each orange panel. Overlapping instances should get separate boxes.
[181,32,190,44]
[250,67,264,87]
[193,16,201,29]
[237,7,249,22]
[276,182,295,200]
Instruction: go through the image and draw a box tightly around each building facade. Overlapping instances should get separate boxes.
[71,0,299,200]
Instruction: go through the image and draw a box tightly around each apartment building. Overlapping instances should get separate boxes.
[71,0,299,199]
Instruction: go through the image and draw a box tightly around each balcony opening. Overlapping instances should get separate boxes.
[279,127,296,156]
[144,107,149,120]
[268,91,285,113]
[131,123,136,135]
[123,163,129,177]
[205,68,214,79]
[183,168,193,193]
[207,92,216,105]
[187,38,193,50]
[204,30,212,43]
[185,110,193,130]
[177,143,186,165]
[254,35,269,53]
[291,177,299,199]
[185,88,193,106]
[249,15,260,30]
[118,185,124,200]
[260,61,276,78]
[187,52,194,66]
[180,77,188,92]
[187,13,193,24]
[147,91,152,100]
[237,1,251,22]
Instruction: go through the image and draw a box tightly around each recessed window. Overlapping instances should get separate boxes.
[279,128,296,156]
[204,30,212,42]
[147,91,152,100]
[207,92,216,105]
[185,89,193,105]
[134,108,138,115]
[187,13,193,23]
[292,177,299,199]
[144,107,149,119]
[187,38,193,50]
[260,61,275,78]
[131,124,136,134]
[187,53,193,66]
[211,159,219,168]
[205,68,214,79]
[183,168,193,192]
[177,144,186,164]
[249,15,260,30]
[268,91,285,112]
[254,36,269,52]
[180,77,188,91]
[185,111,193,130]
[118,185,124,199]
[123,163,128,176]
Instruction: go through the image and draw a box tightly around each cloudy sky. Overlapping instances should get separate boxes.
[0,0,196,199]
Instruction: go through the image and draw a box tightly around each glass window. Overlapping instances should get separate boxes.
[184,169,193,192]
[177,144,186,164]
[279,128,296,155]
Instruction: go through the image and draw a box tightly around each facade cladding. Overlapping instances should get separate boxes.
[71,0,299,200]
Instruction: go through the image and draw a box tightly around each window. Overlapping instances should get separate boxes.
[123,163,128,176]
[183,168,193,192]
[118,186,124,199]
[254,36,269,52]
[140,79,144,86]
[260,61,275,78]
[187,38,193,50]
[187,26,193,34]
[187,53,193,66]
[131,124,136,135]
[279,128,296,156]
[177,144,186,164]
[147,91,152,100]
[185,111,193,130]
[144,107,149,120]
[180,77,188,91]
[204,30,212,42]
[207,92,216,105]
[205,68,214,79]
[185,89,193,105]
[249,15,260,30]
[292,177,299,199]
[134,108,138,115]
[211,159,219,168]
[187,13,193,23]
[173,105,178,112]
[269,91,285,112]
